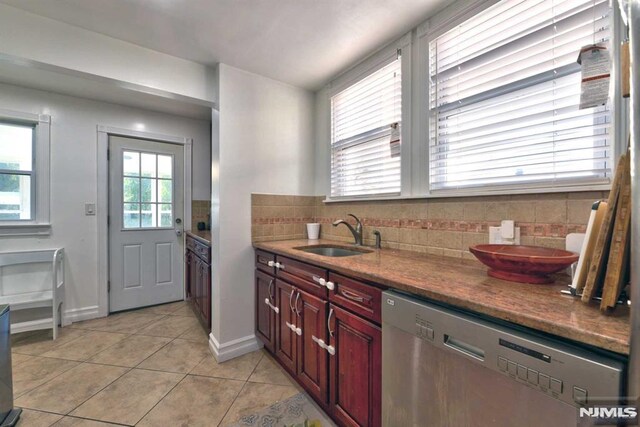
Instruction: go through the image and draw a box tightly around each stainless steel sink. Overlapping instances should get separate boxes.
[295,245,372,257]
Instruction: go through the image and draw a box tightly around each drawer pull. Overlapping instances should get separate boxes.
[267,261,275,267]
[326,281,335,291]
[264,298,279,314]
[312,275,326,286]
[340,289,364,302]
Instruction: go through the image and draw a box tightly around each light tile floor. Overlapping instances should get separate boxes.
[10,301,304,427]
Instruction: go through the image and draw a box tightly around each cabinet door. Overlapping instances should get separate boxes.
[296,288,328,405]
[185,251,193,299]
[329,304,381,427]
[275,279,297,374]
[255,271,276,352]
[200,262,211,328]
[194,257,203,313]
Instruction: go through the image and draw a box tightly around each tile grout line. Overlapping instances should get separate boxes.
[132,373,188,426]
[215,353,266,427]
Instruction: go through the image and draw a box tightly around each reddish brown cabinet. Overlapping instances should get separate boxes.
[186,234,211,330]
[255,270,276,353]
[329,304,382,427]
[275,279,298,374]
[255,249,383,426]
[296,288,329,405]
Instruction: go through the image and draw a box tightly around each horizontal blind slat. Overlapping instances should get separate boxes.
[428,0,612,192]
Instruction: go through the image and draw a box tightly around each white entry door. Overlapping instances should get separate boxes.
[108,136,185,312]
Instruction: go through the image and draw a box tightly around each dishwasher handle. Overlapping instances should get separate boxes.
[444,334,485,362]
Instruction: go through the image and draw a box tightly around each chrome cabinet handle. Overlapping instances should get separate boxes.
[267,279,274,302]
[294,292,301,316]
[289,289,295,312]
[328,308,335,338]
[312,275,326,286]
[264,298,279,313]
[326,281,335,291]
[340,289,364,302]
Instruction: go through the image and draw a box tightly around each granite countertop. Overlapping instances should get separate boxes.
[186,230,211,245]
[254,239,631,355]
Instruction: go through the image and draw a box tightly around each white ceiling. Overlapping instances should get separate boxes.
[0,0,447,90]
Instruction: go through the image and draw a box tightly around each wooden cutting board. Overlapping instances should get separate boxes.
[572,200,607,294]
[600,153,632,311]
[581,151,628,302]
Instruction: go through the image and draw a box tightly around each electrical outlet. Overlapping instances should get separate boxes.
[85,203,96,216]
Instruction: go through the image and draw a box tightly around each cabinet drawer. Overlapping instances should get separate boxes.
[186,235,211,263]
[328,272,382,324]
[255,250,276,275]
[276,256,327,299]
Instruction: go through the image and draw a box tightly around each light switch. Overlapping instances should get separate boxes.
[85,203,96,216]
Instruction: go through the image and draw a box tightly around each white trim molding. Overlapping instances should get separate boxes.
[96,125,193,317]
[209,333,262,363]
[64,305,100,323]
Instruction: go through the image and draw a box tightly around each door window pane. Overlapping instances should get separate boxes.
[158,179,172,203]
[123,178,140,203]
[121,150,174,229]
[157,155,172,179]
[123,151,139,176]
[141,153,156,178]
[123,203,140,228]
[140,178,156,203]
[141,203,156,227]
[159,203,172,227]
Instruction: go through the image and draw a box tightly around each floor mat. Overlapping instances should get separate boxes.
[230,392,335,427]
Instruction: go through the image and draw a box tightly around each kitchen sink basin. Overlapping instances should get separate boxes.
[294,245,372,257]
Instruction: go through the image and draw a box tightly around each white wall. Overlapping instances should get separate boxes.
[0,83,211,320]
[210,64,315,359]
[0,3,217,104]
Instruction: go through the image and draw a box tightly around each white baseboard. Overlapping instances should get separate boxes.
[209,333,263,362]
[64,305,100,323]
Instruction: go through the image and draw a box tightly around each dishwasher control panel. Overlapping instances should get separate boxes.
[383,290,626,409]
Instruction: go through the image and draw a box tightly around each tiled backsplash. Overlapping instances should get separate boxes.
[251,191,609,260]
[251,194,317,241]
[192,200,211,228]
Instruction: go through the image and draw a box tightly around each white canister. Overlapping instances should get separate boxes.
[306,223,320,240]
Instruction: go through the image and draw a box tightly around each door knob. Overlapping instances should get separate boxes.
[176,229,183,236]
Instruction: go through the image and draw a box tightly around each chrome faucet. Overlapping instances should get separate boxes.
[333,214,363,246]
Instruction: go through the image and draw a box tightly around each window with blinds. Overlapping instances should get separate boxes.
[331,56,402,198]
[428,0,612,192]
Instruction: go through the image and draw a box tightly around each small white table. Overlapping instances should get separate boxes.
[0,248,67,339]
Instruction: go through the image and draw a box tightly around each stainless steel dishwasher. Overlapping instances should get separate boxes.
[382,291,626,427]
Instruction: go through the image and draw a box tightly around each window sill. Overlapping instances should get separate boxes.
[323,183,612,203]
[0,223,51,237]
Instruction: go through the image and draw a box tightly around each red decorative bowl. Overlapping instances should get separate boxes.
[469,244,579,284]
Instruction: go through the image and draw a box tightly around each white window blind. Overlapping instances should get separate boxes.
[331,56,402,198]
[428,0,612,192]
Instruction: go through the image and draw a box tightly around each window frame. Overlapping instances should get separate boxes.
[423,0,621,196]
[321,0,625,203]
[324,33,413,202]
[0,108,51,236]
